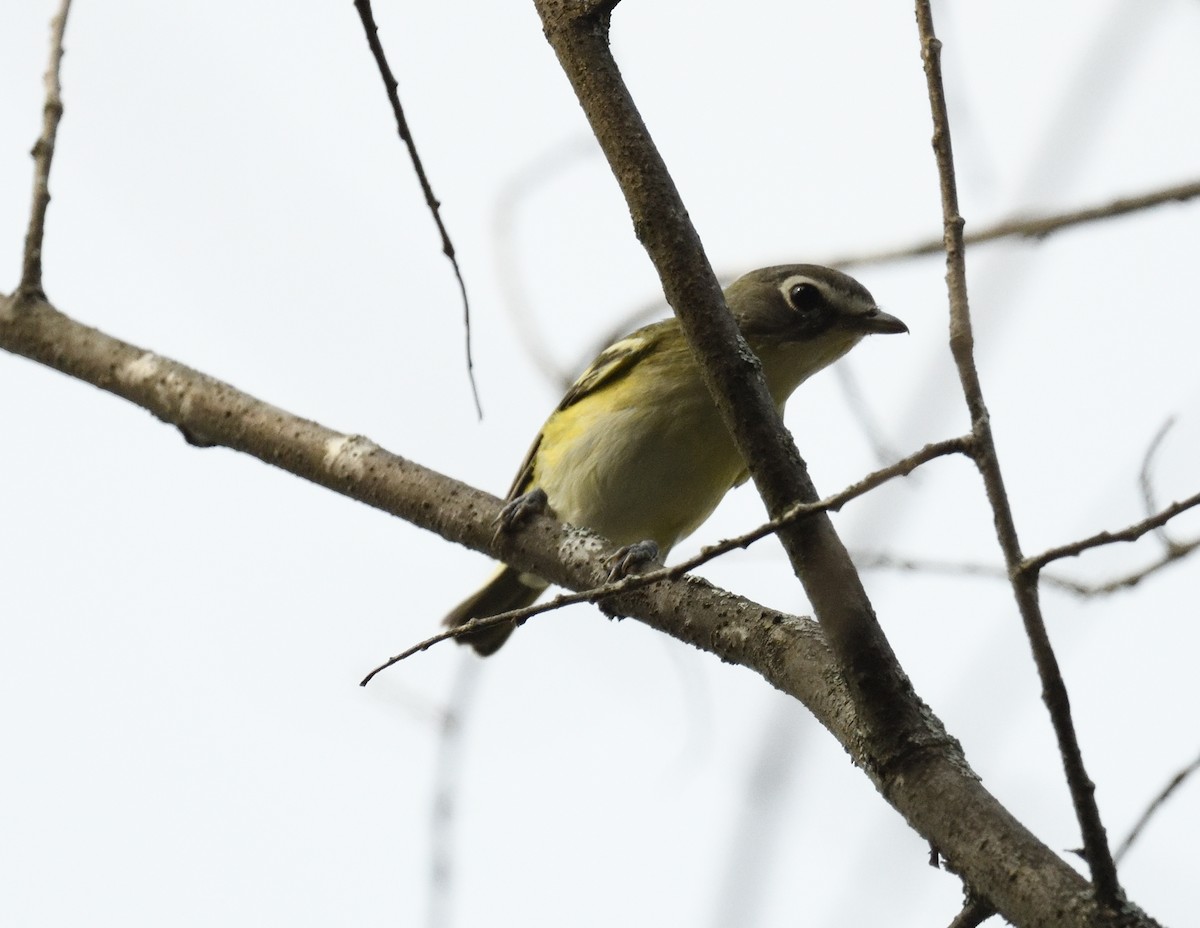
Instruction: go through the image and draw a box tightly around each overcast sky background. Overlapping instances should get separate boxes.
[3,1,1199,925]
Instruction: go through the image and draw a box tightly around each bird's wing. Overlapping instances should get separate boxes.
[504,324,664,500]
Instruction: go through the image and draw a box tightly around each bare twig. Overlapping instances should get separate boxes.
[825,178,1200,271]
[862,420,1200,596]
[1021,491,1200,575]
[915,0,1121,906]
[428,656,482,928]
[855,552,1008,584]
[1072,536,1200,595]
[833,363,903,465]
[1138,418,1177,545]
[680,435,971,573]
[17,0,73,300]
[351,0,481,418]
[1114,749,1200,864]
[860,530,1200,597]
[361,436,972,683]
[494,136,599,391]
[361,593,583,683]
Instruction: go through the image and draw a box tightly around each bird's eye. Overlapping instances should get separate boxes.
[788,282,824,314]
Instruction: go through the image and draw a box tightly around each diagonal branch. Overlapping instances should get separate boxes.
[826,178,1200,271]
[1021,491,1200,574]
[351,0,481,417]
[17,0,73,300]
[915,0,1121,906]
[1115,748,1200,864]
[534,0,926,782]
[361,435,973,683]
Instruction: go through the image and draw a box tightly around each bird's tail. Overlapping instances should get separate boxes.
[442,565,547,656]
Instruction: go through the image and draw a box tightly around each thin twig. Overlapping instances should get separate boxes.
[351,0,481,418]
[361,593,582,683]
[428,656,481,928]
[856,545,1200,598]
[1114,749,1200,864]
[855,552,1008,583]
[18,0,73,300]
[1074,536,1200,595]
[862,424,1200,594]
[493,136,598,391]
[682,435,972,572]
[833,363,903,465]
[360,435,972,683]
[1138,417,1176,545]
[1021,491,1200,574]
[826,178,1200,271]
[915,0,1122,905]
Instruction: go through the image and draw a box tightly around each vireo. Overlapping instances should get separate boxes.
[445,264,906,654]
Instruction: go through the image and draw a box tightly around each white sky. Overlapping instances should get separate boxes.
[2,1,1199,926]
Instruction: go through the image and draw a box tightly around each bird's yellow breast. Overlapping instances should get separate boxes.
[532,358,752,553]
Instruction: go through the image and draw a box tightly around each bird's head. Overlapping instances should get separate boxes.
[726,264,907,399]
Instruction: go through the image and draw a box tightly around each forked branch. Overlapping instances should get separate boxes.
[915,0,1121,906]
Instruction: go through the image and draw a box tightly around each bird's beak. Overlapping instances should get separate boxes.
[855,308,908,334]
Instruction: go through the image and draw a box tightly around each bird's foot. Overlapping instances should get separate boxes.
[605,540,660,583]
[492,488,549,542]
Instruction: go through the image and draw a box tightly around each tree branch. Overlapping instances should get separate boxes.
[826,178,1200,271]
[1021,492,1200,575]
[16,0,72,300]
[534,0,928,784]
[0,288,1154,926]
[915,0,1122,906]
[361,435,973,683]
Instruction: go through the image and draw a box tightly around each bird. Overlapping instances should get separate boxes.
[444,264,907,654]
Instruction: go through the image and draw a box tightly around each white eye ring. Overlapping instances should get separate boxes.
[784,279,824,314]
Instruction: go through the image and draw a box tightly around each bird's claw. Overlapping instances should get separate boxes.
[605,540,660,582]
[492,488,549,542]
